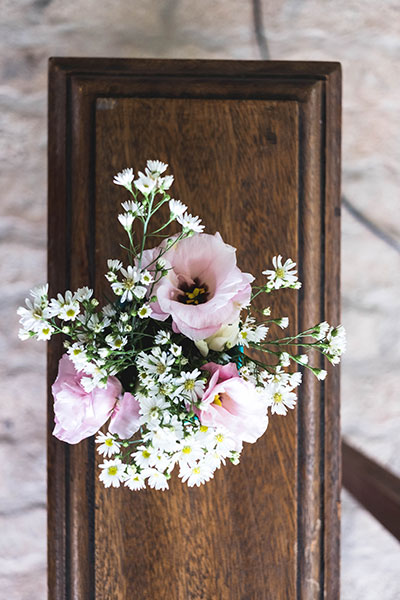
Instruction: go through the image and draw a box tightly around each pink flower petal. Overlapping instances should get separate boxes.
[109,392,141,439]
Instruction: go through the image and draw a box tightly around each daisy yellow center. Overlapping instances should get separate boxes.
[114,339,123,348]
[124,279,135,289]
[193,467,201,475]
[213,394,222,406]
[182,446,192,454]
[200,425,208,433]
[42,327,50,335]
[142,450,151,459]
[139,308,147,316]
[108,466,118,476]
[274,392,283,403]
[241,331,248,339]
[156,363,166,374]
[73,349,81,356]
[276,267,285,278]
[105,438,114,447]
[184,380,195,391]
[66,308,75,317]
[216,433,224,443]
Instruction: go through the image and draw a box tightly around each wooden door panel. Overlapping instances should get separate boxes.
[48,59,341,600]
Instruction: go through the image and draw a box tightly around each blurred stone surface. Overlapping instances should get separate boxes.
[1,0,399,598]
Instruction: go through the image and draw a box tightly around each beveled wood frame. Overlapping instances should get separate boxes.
[48,58,341,600]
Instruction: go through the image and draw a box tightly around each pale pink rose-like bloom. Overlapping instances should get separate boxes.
[109,392,141,439]
[52,355,140,444]
[144,233,254,341]
[196,362,269,449]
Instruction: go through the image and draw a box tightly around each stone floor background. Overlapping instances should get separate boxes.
[1,1,399,598]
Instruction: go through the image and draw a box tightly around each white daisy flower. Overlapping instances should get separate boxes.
[36,321,54,341]
[177,436,204,466]
[326,325,347,357]
[67,343,88,367]
[98,458,126,488]
[111,265,140,302]
[113,168,134,188]
[265,382,297,416]
[145,426,181,453]
[95,431,121,457]
[105,334,127,350]
[263,255,299,289]
[179,462,214,487]
[177,212,205,233]
[74,287,93,302]
[18,328,31,340]
[154,330,171,345]
[174,369,206,403]
[144,468,169,491]
[47,291,80,321]
[277,317,289,329]
[290,372,302,387]
[137,347,175,379]
[30,284,48,302]
[312,321,330,340]
[134,174,157,195]
[137,304,152,319]
[169,199,187,218]
[17,300,46,333]
[212,430,237,456]
[149,451,173,473]
[133,446,154,469]
[159,174,174,190]
[139,396,170,425]
[118,213,135,230]
[121,200,143,216]
[146,160,168,175]
[203,449,226,471]
[170,344,182,357]
[107,259,123,272]
[124,467,146,491]
[279,352,291,367]
[296,354,309,365]
[314,368,328,381]
[140,270,153,286]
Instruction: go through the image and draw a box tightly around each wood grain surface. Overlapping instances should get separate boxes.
[48,59,341,600]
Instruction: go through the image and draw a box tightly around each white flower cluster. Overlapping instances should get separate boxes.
[18,159,346,494]
[114,160,204,235]
[311,322,347,365]
[96,341,240,490]
[239,316,269,346]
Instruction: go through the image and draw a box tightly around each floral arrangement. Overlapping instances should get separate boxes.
[18,160,346,492]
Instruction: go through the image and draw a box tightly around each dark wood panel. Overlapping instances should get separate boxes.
[94,98,298,600]
[48,59,341,600]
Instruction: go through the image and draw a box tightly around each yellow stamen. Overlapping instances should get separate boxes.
[213,394,222,406]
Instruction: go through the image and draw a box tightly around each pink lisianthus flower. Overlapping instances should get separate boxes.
[109,392,141,439]
[145,233,254,341]
[52,354,140,444]
[196,362,269,449]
